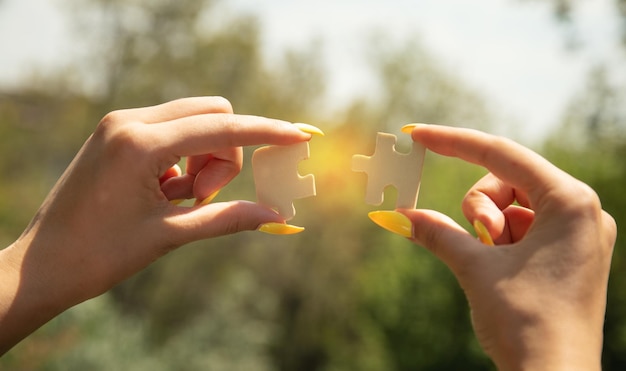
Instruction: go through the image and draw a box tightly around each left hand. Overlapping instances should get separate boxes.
[0,96,311,353]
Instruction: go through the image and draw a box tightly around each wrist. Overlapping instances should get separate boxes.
[491,310,603,371]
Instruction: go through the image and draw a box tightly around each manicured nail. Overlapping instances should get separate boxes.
[169,199,185,206]
[257,222,305,235]
[195,190,220,206]
[473,219,494,246]
[293,123,325,136]
[368,211,413,238]
[401,123,428,135]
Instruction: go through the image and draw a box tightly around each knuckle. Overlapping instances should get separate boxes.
[546,179,604,223]
[97,110,125,130]
[223,217,243,236]
[565,182,602,216]
[462,188,483,214]
[95,111,150,155]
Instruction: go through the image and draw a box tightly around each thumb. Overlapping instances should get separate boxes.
[400,209,481,275]
[163,201,285,246]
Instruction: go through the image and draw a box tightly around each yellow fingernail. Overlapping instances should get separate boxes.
[293,123,325,136]
[195,190,220,206]
[257,222,305,235]
[401,124,418,134]
[401,123,428,135]
[169,199,185,206]
[473,219,494,246]
[368,211,413,238]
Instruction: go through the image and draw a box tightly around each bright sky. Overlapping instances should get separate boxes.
[0,0,622,144]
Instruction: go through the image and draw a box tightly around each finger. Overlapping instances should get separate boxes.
[186,146,241,176]
[162,201,285,245]
[119,96,234,124]
[192,153,243,201]
[159,164,182,185]
[410,125,569,210]
[462,173,510,238]
[160,174,194,201]
[184,146,242,201]
[400,208,482,275]
[160,148,244,202]
[152,114,311,157]
[462,173,534,239]
[494,205,535,244]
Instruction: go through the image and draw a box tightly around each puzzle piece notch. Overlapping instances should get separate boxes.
[252,141,316,221]
[352,132,426,209]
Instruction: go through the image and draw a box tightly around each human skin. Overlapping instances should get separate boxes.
[0,96,313,355]
[399,124,617,371]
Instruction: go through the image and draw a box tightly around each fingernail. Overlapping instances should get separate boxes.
[169,199,185,206]
[257,222,305,235]
[195,190,220,206]
[368,211,413,238]
[401,123,427,135]
[293,123,325,136]
[171,164,182,176]
[473,219,494,246]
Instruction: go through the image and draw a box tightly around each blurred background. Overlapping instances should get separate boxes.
[0,0,625,369]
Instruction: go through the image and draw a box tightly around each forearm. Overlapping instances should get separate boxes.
[0,237,71,355]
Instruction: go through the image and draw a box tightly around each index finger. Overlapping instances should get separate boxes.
[408,124,569,207]
[152,113,312,157]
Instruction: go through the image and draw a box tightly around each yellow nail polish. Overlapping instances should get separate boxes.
[368,211,413,238]
[169,199,185,206]
[257,222,305,235]
[401,124,418,134]
[195,190,220,206]
[473,219,494,246]
[293,123,325,136]
[401,123,428,135]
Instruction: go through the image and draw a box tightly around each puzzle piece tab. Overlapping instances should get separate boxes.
[352,132,426,209]
[252,141,316,220]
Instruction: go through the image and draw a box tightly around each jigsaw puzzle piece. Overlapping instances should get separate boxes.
[252,141,316,220]
[352,132,425,209]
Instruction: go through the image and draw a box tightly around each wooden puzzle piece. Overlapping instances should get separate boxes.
[252,142,316,220]
[352,132,426,209]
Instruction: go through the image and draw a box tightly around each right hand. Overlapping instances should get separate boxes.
[402,124,616,370]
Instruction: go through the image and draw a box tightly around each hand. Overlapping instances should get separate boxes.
[0,96,313,354]
[401,124,616,370]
